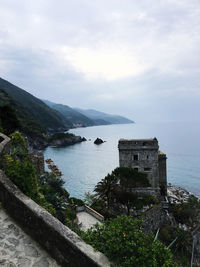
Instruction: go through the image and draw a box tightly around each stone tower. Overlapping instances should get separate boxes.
[118,138,167,196]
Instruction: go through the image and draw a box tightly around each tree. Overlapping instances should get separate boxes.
[0,105,21,135]
[94,167,153,216]
[81,216,178,267]
[114,190,138,216]
[94,173,117,208]
[112,167,150,189]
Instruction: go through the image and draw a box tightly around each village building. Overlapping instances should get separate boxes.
[118,138,167,196]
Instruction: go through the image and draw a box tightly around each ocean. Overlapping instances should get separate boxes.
[44,122,200,199]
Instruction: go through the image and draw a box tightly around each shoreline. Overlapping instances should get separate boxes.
[167,183,200,203]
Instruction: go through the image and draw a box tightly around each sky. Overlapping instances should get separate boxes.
[0,0,200,122]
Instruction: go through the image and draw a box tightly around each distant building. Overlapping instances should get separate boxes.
[118,138,167,196]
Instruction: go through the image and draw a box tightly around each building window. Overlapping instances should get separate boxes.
[147,155,149,159]
[133,154,139,161]
[144,167,151,171]
[134,168,139,171]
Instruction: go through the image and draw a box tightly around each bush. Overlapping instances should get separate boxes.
[70,197,85,206]
[81,216,178,267]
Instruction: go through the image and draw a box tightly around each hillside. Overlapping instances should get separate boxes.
[0,78,70,136]
[0,77,134,138]
[74,108,134,125]
[43,100,94,127]
[43,100,134,127]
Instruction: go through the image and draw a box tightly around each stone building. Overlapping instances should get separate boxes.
[118,138,167,196]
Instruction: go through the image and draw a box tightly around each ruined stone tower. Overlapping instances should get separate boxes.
[118,138,167,196]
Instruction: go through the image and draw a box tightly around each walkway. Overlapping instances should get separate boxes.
[0,204,60,267]
[76,211,102,231]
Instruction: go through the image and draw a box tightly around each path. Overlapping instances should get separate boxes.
[0,204,60,267]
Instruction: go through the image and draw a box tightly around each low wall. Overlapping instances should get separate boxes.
[76,205,104,223]
[131,187,160,197]
[0,132,11,156]
[0,170,110,267]
[85,205,104,223]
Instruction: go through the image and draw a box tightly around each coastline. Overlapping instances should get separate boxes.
[168,183,200,203]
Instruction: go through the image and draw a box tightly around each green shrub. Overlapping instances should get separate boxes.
[70,197,85,206]
[81,216,178,267]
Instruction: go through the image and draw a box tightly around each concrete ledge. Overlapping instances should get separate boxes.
[0,170,110,267]
[85,205,104,223]
[0,132,11,156]
[76,205,104,223]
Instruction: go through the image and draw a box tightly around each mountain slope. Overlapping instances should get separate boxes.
[43,100,94,127]
[74,108,134,125]
[0,78,70,135]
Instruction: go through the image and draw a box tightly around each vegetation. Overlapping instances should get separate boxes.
[0,132,78,227]
[170,196,200,228]
[48,132,75,142]
[0,78,68,130]
[44,101,94,127]
[159,225,192,266]
[91,167,156,217]
[81,216,178,267]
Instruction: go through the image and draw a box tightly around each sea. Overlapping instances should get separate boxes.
[44,122,200,199]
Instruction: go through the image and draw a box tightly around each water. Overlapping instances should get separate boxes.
[44,122,200,199]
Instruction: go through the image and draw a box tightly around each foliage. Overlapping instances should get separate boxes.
[38,172,71,223]
[113,167,150,188]
[1,132,38,198]
[84,191,97,206]
[94,173,117,208]
[170,196,200,228]
[48,132,75,142]
[94,167,154,215]
[159,226,192,256]
[70,197,85,206]
[0,105,21,135]
[159,225,192,266]
[1,131,76,228]
[81,216,178,267]
[3,153,38,198]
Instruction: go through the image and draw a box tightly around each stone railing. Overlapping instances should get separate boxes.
[0,133,110,267]
[0,132,11,156]
[0,171,110,267]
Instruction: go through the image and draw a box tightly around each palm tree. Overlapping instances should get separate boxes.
[94,174,117,208]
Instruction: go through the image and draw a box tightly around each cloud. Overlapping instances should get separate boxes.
[0,0,199,122]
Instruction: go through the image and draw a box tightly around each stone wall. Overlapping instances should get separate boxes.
[130,187,160,197]
[0,171,110,267]
[0,132,11,156]
[118,139,160,188]
[29,152,45,175]
[140,203,170,233]
[158,152,167,195]
[118,138,167,196]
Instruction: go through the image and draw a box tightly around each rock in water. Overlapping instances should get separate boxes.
[94,138,104,144]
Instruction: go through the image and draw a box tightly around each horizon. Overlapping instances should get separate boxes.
[0,1,200,123]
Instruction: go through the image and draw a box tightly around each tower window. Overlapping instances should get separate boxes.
[133,154,139,161]
[144,167,151,171]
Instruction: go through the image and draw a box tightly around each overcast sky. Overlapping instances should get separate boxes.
[0,0,200,122]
